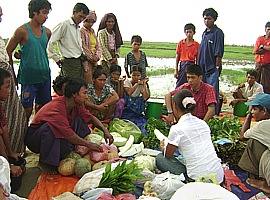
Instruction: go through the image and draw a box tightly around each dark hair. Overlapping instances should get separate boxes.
[184,23,196,33]
[0,68,11,86]
[253,105,270,114]
[173,89,196,112]
[93,65,107,79]
[203,8,218,21]
[28,0,51,18]
[265,22,270,29]
[98,13,123,48]
[186,64,203,76]
[131,35,142,44]
[246,69,257,78]
[131,65,142,74]
[110,64,121,74]
[73,3,89,15]
[52,75,69,93]
[64,78,87,98]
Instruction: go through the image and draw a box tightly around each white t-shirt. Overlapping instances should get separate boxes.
[124,79,149,98]
[231,82,264,101]
[168,113,224,183]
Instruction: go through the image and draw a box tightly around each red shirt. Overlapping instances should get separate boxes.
[30,96,93,138]
[176,39,200,62]
[170,82,217,119]
[0,102,8,135]
[253,36,270,63]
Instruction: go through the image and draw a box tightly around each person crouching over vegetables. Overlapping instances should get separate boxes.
[156,89,224,183]
[238,93,270,193]
[25,78,114,174]
[85,66,119,120]
[114,65,150,118]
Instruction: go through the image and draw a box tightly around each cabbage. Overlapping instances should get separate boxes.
[109,118,143,143]
[134,155,156,172]
[85,134,103,145]
[110,132,127,147]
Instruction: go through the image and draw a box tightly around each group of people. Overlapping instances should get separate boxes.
[0,0,270,196]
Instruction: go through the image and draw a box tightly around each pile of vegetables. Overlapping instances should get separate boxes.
[207,115,247,168]
[142,117,170,148]
[98,159,145,195]
[109,118,143,143]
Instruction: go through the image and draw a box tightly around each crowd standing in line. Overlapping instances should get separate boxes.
[1,0,270,195]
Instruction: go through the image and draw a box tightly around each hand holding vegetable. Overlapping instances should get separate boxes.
[103,129,114,145]
[87,141,103,152]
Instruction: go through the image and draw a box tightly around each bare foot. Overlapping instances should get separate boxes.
[38,161,58,175]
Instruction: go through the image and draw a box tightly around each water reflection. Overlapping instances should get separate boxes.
[14,58,254,98]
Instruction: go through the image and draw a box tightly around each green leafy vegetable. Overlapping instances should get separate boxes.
[142,117,170,148]
[98,159,145,195]
[207,115,247,168]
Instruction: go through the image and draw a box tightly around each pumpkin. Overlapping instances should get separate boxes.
[58,158,76,176]
[74,158,91,178]
[92,160,109,171]
[83,153,96,166]
[107,150,119,161]
[64,151,81,160]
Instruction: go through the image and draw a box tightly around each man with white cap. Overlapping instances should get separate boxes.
[238,93,270,193]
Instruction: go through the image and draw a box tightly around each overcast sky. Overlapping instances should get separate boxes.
[0,0,269,46]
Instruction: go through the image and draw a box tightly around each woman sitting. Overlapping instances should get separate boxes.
[85,66,119,120]
[156,89,224,184]
[114,65,150,118]
[106,64,125,99]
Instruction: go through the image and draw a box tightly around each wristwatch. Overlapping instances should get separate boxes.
[167,110,173,114]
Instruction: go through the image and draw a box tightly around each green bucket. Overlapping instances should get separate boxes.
[146,99,164,119]
[233,101,248,117]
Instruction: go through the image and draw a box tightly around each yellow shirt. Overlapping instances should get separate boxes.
[89,32,96,51]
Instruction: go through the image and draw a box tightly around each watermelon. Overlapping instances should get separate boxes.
[74,158,91,178]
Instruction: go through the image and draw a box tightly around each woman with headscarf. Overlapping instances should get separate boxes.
[97,13,123,74]
[80,10,102,83]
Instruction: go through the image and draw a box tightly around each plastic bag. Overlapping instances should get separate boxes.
[109,118,143,143]
[132,168,157,188]
[0,156,11,196]
[151,171,185,200]
[81,188,113,200]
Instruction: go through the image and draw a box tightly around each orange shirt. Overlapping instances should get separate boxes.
[176,39,200,62]
[253,36,270,63]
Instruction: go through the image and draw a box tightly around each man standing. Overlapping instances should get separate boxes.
[253,22,270,94]
[47,3,89,78]
[198,8,224,115]
[6,0,52,122]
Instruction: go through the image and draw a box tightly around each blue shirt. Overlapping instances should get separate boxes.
[198,25,224,75]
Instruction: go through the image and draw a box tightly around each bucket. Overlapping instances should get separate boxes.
[146,99,164,119]
[233,101,248,117]
[8,156,26,192]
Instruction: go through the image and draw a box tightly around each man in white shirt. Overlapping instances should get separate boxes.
[230,69,263,106]
[47,3,89,78]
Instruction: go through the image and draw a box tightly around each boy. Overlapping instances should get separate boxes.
[230,69,263,106]
[0,68,22,177]
[124,35,148,79]
[174,23,200,88]
[6,0,52,122]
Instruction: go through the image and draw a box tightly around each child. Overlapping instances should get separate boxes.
[52,75,69,97]
[98,13,123,74]
[106,64,125,99]
[114,65,150,118]
[124,35,148,79]
[0,68,23,178]
[80,11,102,83]
[174,23,200,88]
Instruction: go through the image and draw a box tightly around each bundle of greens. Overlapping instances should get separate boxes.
[98,159,144,195]
[142,117,170,148]
[207,115,247,168]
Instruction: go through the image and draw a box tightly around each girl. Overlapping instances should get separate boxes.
[156,89,224,184]
[114,65,150,118]
[80,11,102,83]
[97,13,123,74]
[85,66,119,120]
[106,64,125,99]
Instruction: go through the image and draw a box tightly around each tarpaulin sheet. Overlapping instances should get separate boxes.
[28,173,79,200]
